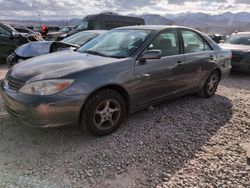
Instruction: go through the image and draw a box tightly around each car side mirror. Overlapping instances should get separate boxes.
[140,50,162,63]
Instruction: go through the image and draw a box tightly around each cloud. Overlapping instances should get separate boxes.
[0,0,249,20]
[167,0,228,4]
[236,0,250,4]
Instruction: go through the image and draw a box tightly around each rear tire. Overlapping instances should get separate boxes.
[80,89,126,136]
[198,71,220,98]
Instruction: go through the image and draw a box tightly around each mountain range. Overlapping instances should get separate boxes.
[2,12,250,34]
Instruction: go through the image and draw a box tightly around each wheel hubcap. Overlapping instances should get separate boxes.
[94,99,121,130]
[207,74,218,93]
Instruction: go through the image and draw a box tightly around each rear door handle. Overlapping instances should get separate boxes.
[176,61,183,66]
[142,73,150,77]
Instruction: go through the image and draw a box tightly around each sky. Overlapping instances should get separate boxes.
[0,0,249,20]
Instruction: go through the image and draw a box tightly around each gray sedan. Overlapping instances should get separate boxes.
[0,26,231,136]
[220,32,250,72]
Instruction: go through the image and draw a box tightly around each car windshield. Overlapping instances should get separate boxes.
[76,20,89,30]
[79,29,151,58]
[224,34,250,45]
[59,27,70,33]
[61,32,99,46]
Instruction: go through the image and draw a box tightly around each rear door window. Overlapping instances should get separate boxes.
[181,30,211,53]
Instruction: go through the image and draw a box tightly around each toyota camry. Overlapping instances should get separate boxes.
[0,26,231,136]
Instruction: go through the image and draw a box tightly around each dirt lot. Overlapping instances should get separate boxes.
[0,64,249,188]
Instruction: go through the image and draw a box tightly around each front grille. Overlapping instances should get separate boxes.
[7,76,25,91]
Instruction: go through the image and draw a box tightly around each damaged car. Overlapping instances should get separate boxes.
[45,26,75,41]
[6,30,106,67]
[0,22,43,63]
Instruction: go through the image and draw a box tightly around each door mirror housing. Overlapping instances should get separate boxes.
[140,50,162,63]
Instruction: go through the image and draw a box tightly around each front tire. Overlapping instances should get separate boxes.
[198,71,220,98]
[80,89,126,136]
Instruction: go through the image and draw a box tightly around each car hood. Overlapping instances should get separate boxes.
[15,41,54,58]
[219,43,250,53]
[15,41,79,58]
[9,51,121,83]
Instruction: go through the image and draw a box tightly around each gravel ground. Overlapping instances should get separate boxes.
[0,64,249,188]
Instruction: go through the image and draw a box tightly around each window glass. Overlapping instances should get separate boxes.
[76,20,88,30]
[62,32,99,46]
[148,30,180,56]
[88,21,102,30]
[15,28,29,33]
[79,29,151,58]
[224,34,250,45]
[104,22,129,30]
[0,26,11,37]
[181,30,211,53]
[59,27,71,33]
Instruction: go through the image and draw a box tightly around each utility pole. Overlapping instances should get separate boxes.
[39,14,41,27]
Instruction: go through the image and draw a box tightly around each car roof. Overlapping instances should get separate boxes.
[84,12,144,24]
[235,32,250,35]
[115,25,201,31]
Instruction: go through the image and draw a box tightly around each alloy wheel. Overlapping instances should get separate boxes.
[94,99,121,130]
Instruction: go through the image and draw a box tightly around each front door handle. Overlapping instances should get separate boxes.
[209,55,215,63]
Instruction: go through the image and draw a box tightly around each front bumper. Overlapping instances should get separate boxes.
[0,82,87,127]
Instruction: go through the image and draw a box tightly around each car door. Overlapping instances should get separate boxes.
[0,25,15,61]
[132,29,186,107]
[180,29,216,89]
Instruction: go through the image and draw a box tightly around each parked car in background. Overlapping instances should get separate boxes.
[34,25,60,38]
[209,34,228,43]
[13,27,34,35]
[0,22,43,63]
[45,26,75,41]
[13,26,43,41]
[6,30,106,67]
[220,32,250,72]
[0,26,231,136]
[67,12,145,36]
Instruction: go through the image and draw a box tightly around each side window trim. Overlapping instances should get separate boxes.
[177,28,184,54]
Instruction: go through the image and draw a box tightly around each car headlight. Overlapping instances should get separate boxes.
[19,79,75,95]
